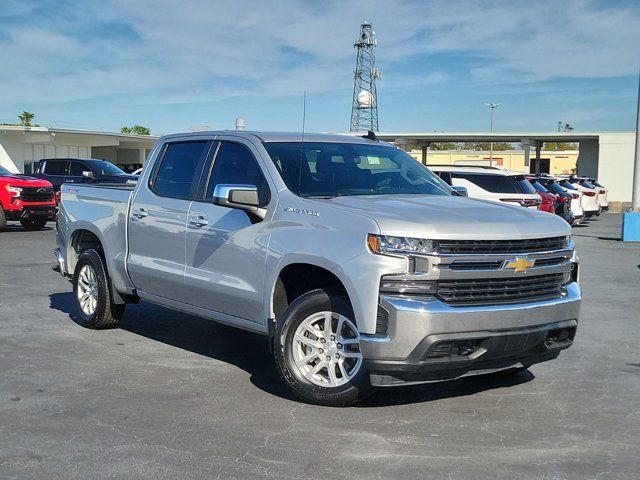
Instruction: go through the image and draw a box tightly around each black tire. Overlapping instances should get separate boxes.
[72,249,125,329]
[273,288,374,407]
[0,207,6,230]
[20,218,48,231]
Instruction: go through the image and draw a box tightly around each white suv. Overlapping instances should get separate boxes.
[557,179,599,217]
[429,165,541,209]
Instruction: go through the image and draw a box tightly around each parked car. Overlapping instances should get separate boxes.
[554,180,587,222]
[35,158,137,192]
[526,176,557,215]
[537,177,580,225]
[55,132,580,406]
[558,179,599,217]
[429,165,542,209]
[0,165,56,230]
[575,177,609,212]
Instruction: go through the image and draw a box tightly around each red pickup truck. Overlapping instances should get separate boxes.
[0,165,56,230]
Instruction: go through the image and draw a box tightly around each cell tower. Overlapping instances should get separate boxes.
[349,21,381,132]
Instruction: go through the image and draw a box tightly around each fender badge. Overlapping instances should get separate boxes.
[283,207,320,217]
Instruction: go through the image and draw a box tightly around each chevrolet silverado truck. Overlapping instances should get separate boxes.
[55,132,581,406]
[1,165,56,230]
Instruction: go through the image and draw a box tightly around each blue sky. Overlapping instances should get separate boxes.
[1,0,638,135]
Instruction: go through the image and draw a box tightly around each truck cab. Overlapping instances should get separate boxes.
[55,132,581,406]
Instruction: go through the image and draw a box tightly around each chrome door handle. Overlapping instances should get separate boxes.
[189,215,208,227]
[132,208,148,218]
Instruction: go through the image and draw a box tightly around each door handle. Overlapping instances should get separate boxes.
[189,214,209,227]
[132,208,148,219]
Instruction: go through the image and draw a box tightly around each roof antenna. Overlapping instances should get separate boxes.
[298,90,307,195]
[362,130,378,141]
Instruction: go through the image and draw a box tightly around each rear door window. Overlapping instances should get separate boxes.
[69,161,91,176]
[452,173,519,193]
[44,160,69,176]
[151,141,210,199]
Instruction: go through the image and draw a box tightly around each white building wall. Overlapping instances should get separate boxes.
[597,133,636,205]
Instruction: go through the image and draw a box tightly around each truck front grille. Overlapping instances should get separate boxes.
[20,187,54,203]
[447,256,567,271]
[437,236,567,255]
[436,273,566,306]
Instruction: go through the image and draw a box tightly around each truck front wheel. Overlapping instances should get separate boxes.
[273,289,374,406]
[72,249,125,329]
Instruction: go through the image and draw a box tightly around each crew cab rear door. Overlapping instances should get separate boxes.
[184,138,272,324]
[127,139,212,301]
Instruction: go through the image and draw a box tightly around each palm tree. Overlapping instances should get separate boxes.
[18,112,35,127]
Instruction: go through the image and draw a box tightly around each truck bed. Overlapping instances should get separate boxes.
[58,183,135,294]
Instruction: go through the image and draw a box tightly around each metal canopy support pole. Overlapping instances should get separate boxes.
[522,138,532,172]
[621,71,640,241]
[632,72,640,212]
[421,144,428,165]
[535,141,542,174]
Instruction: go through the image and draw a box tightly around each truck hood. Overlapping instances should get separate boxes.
[0,174,53,188]
[324,195,570,240]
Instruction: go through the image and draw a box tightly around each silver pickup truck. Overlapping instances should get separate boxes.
[55,131,580,406]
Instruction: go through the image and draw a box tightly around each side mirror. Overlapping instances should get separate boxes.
[452,186,468,197]
[82,170,95,179]
[213,184,266,219]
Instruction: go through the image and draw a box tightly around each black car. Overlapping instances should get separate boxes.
[35,158,137,192]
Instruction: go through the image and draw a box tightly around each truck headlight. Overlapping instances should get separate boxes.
[368,234,435,256]
[4,185,22,197]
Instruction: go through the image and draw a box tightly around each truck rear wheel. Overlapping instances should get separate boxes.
[20,218,48,231]
[0,208,6,230]
[273,289,374,406]
[72,249,125,329]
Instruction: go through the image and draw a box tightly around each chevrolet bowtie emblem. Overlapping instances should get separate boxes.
[504,257,535,273]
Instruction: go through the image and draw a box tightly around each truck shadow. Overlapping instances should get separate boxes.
[0,225,55,233]
[49,292,534,407]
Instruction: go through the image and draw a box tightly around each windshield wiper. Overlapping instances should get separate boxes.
[302,194,340,199]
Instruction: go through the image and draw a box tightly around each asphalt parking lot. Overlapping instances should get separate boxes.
[1,214,639,480]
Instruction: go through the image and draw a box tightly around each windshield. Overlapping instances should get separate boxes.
[93,160,126,176]
[580,180,596,189]
[0,166,13,176]
[529,180,549,193]
[558,180,577,190]
[263,142,452,197]
[544,182,567,195]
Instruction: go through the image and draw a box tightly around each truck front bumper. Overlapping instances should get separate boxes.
[360,282,580,387]
[5,204,56,221]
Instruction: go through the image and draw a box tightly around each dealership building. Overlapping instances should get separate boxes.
[0,126,636,211]
[0,126,157,175]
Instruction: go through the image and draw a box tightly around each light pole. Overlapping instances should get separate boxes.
[632,71,640,212]
[485,103,500,166]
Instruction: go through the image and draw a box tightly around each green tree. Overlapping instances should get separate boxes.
[18,111,35,127]
[464,142,513,151]
[429,142,459,151]
[544,142,577,151]
[121,125,150,135]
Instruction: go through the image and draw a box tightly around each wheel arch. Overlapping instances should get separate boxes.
[66,224,130,304]
[268,259,360,331]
